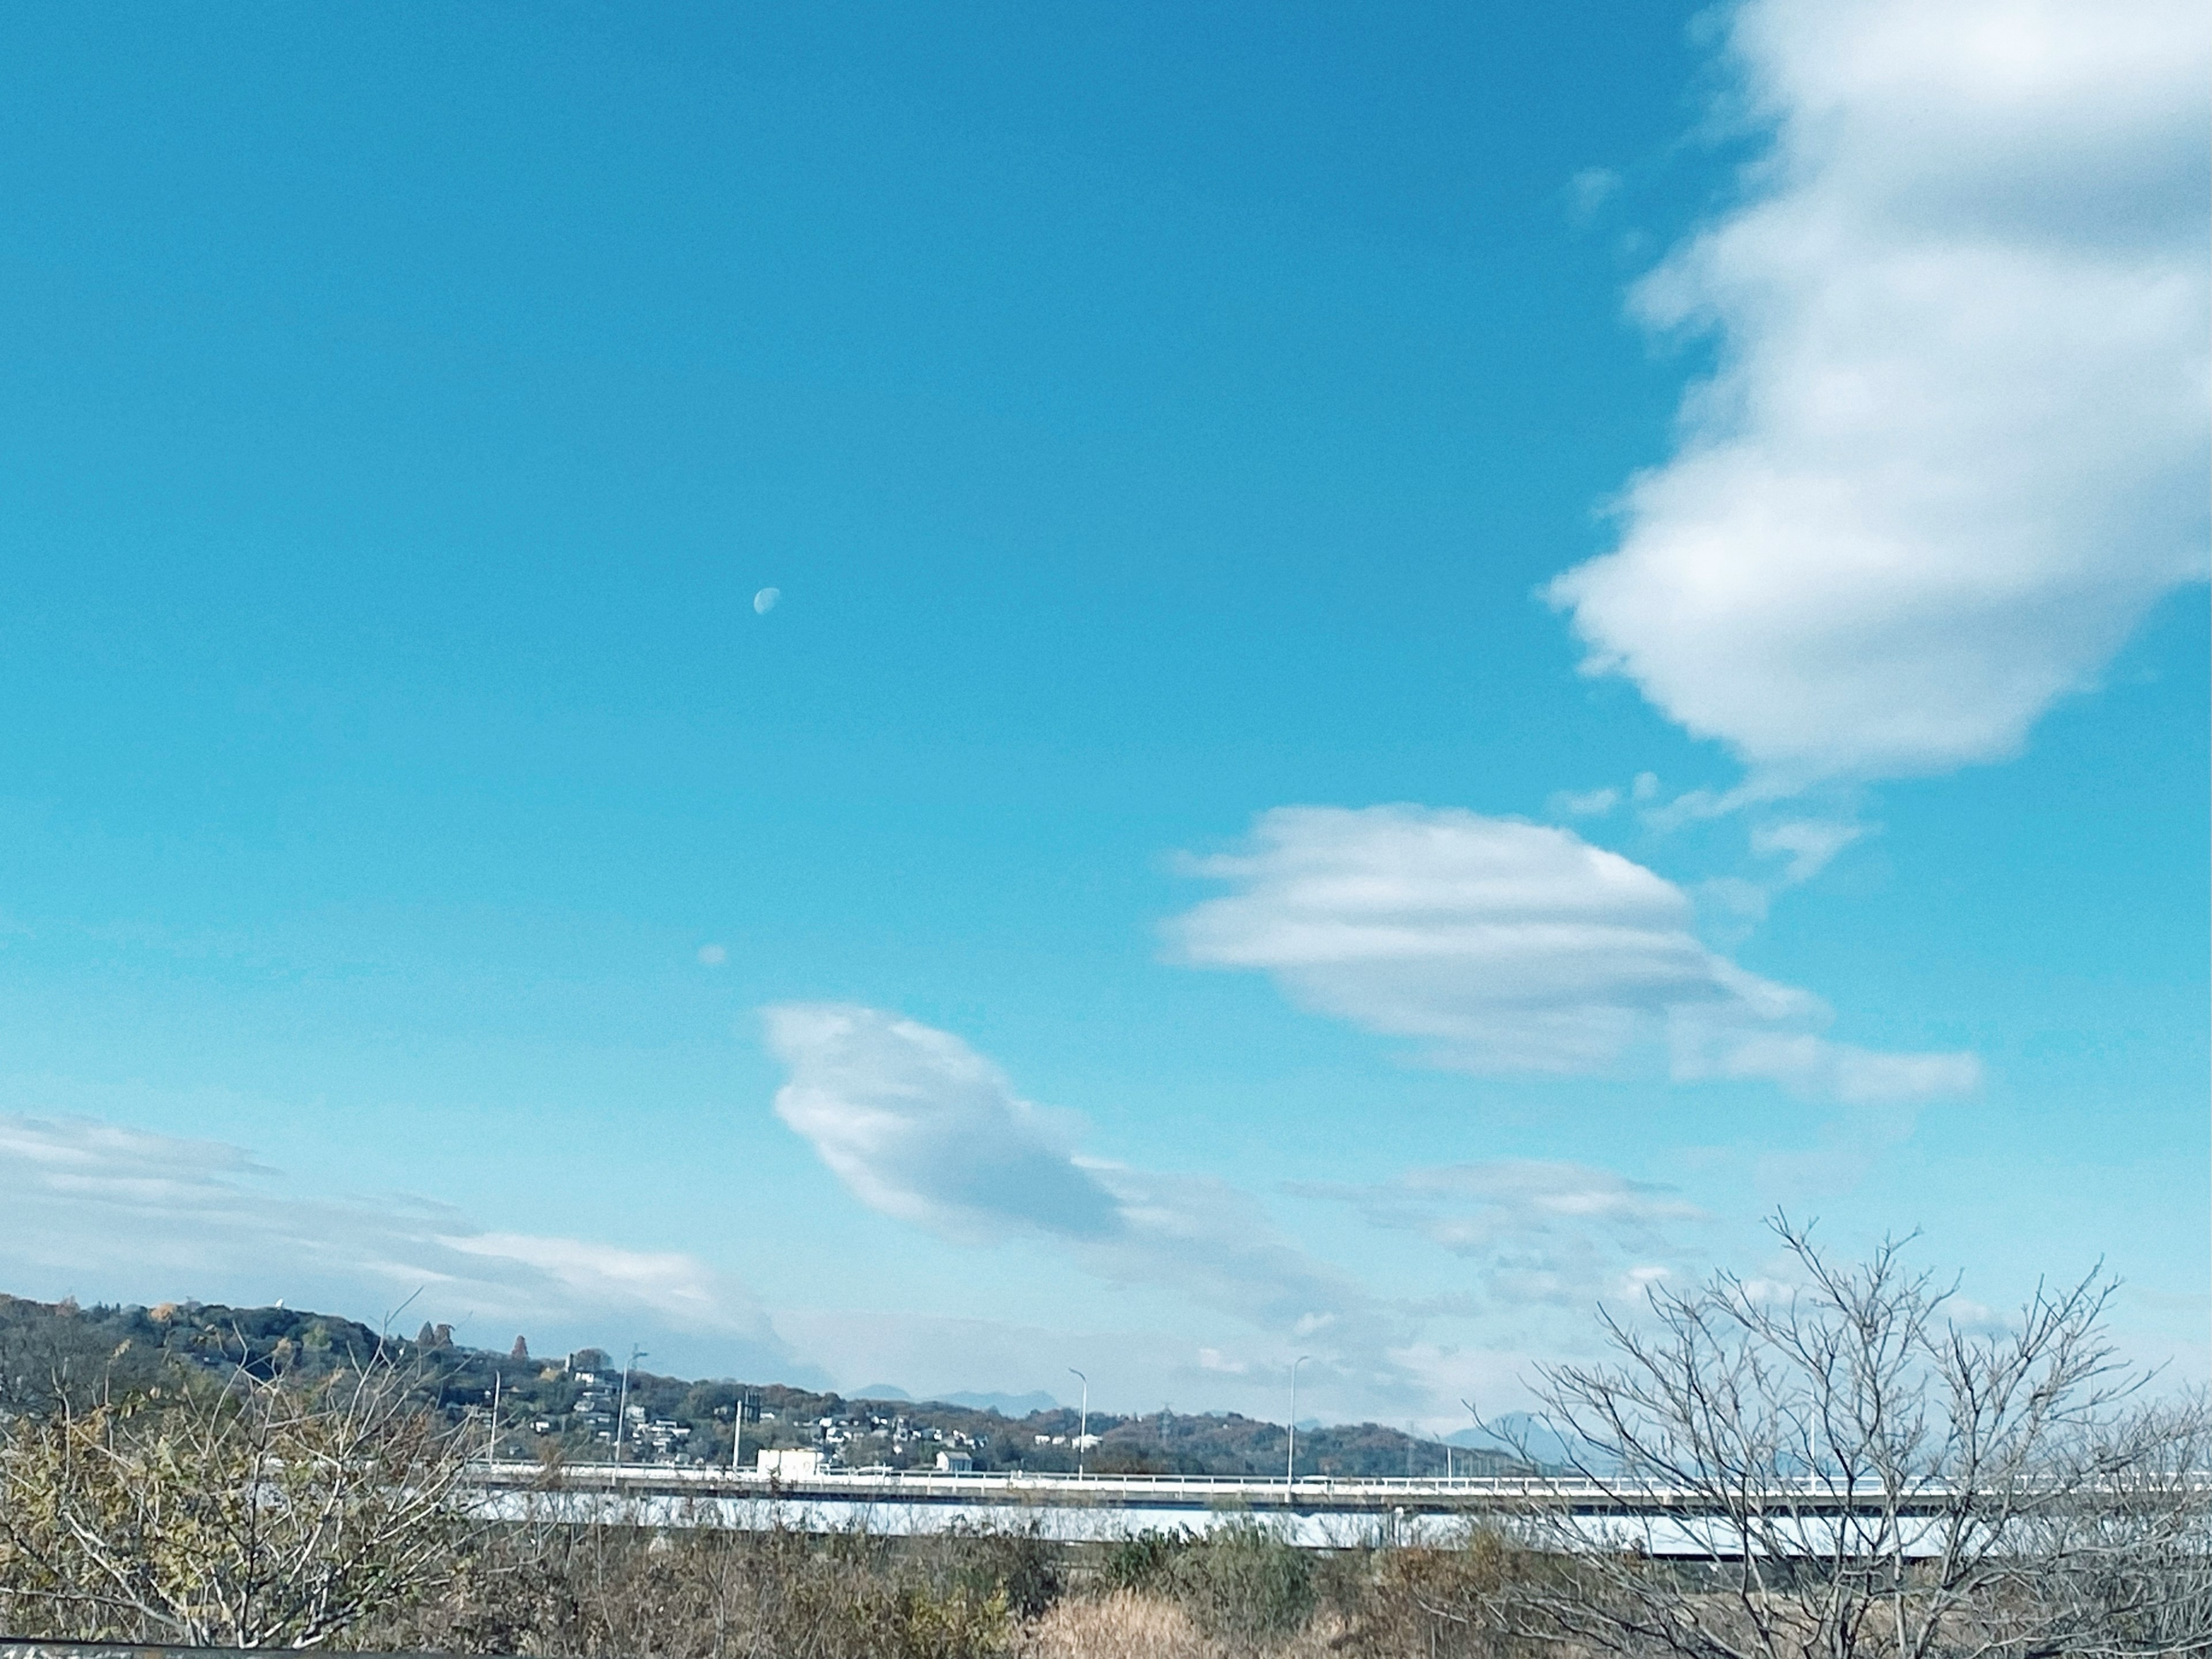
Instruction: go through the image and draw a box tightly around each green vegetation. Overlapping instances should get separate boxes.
[1099,1523,1316,1641]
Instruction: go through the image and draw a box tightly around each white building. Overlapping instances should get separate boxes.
[757,1448,823,1478]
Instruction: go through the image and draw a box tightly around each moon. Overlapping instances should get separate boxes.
[752,586,781,615]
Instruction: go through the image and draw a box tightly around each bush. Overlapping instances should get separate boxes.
[0,1363,465,1647]
[1337,1531,1542,1659]
[1099,1528,1184,1594]
[882,1581,1013,1659]
[945,1520,1062,1621]
[1099,1521,1321,1643]
[1173,1523,1315,1642]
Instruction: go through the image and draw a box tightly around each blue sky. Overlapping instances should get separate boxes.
[0,0,2204,1424]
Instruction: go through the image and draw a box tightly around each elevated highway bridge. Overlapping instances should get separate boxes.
[464,1461,1975,1555]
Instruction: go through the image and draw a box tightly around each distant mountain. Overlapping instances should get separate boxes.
[934,1389,1062,1415]
[1448,1412,1599,1472]
[851,1384,912,1401]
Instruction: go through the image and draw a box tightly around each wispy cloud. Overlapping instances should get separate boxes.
[1748,817,1870,884]
[1298,1159,1709,1309]
[0,1113,801,1373]
[1168,805,1978,1102]
[1545,786,1622,820]
[1565,165,1622,226]
[1084,1162,1398,1354]
[763,1003,1422,1402]
[1548,0,2209,782]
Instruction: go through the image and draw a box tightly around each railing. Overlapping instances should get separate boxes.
[464,1459,2082,1511]
[472,1459,1581,1497]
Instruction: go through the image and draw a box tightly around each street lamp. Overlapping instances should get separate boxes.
[614,1346,647,1464]
[1461,1397,1487,1479]
[1068,1368,1089,1477]
[1286,1355,1310,1485]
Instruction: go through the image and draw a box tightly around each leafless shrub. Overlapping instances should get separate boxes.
[0,1356,468,1647]
[1483,1215,2211,1659]
[1334,1528,1564,1659]
[2002,1394,2212,1656]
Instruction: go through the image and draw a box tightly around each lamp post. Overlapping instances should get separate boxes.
[1068,1368,1088,1477]
[486,1370,502,1464]
[615,1346,646,1464]
[1286,1355,1310,1486]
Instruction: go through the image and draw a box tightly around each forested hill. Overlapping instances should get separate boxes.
[0,1292,1527,1479]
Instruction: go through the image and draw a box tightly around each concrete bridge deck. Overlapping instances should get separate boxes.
[464,1461,1978,1554]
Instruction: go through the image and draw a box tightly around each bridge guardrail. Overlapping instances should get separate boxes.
[464,1459,2107,1511]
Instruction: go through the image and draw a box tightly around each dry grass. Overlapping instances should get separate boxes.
[1020,1591,1211,1659]
[1019,1590,1350,1659]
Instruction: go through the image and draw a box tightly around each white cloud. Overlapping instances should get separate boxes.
[1546,786,1622,820]
[1169,805,1978,1101]
[764,1003,1120,1243]
[0,1113,800,1374]
[771,1304,1507,1424]
[1566,166,1622,225]
[1084,1162,1399,1357]
[1298,1160,1709,1311]
[441,1233,748,1336]
[1748,817,1869,883]
[1354,1160,1703,1239]
[762,1003,1422,1402]
[1549,0,2209,781]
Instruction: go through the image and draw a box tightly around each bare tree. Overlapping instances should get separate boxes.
[0,1355,469,1647]
[1488,1216,2210,1659]
[2005,1396,2212,1656]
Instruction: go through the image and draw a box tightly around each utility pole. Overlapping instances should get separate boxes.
[1069,1368,1088,1478]
[1286,1355,1310,1485]
[615,1345,646,1464]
